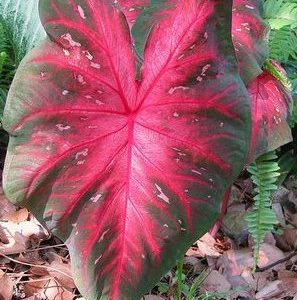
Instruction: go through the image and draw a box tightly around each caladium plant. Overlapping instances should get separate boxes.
[1,1,292,300]
[248,66,293,161]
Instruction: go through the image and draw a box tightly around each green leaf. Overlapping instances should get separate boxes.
[264,0,297,29]
[269,27,297,62]
[247,151,280,271]
[0,0,45,64]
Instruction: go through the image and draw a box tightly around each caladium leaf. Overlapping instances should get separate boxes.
[248,68,293,162]
[232,0,269,84]
[0,0,45,64]
[119,0,269,84]
[3,1,251,299]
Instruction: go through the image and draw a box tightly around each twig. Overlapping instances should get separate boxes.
[256,249,297,272]
[0,252,73,279]
[24,243,66,253]
[18,276,54,284]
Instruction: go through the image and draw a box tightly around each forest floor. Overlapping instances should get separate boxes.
[1,158,297,300]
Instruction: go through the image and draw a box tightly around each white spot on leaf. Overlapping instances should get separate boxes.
[77,5,86,19]
[155,184,170,204]
[95,255,103,265]
[77,74,86,85]
[168,86,189,95]
[56,124,71,131]
[75,148,88,160]
[192,169,202,175]
[61,33,81,47]
[99,229,110,242]
[83,50,93,60]
[90,193,103,203]
[63,49,70,56]
[90,62,101,69]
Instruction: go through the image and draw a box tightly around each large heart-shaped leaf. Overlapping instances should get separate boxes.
[232,0,269,84]
[118,0,269,84]
[3,1,251,299]
[0,0,45,64]
[248,68,293,161]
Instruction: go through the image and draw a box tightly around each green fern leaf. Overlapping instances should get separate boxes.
[264,0,297,29]
[269,26,297,62]
[246,152,280,271]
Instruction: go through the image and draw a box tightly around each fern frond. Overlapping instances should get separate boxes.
[0,23,15,92]
[246,152,280,271]
[269,26,297,62]
[264,0,297,29]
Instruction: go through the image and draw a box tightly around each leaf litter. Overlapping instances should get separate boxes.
[0,166,297,299]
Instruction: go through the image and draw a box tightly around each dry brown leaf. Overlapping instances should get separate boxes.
[143,296,165,300]
[278,277,297,298]
[217,249,253,276]
[0,187,16,221]
[0,220,49,255]
[196,233,221,258]
[258,243,285,270]
[0,270,13,300]
[48,260,75,290]
[24,277,74,300]
[7,208,29,223]
[183,256,205,274]
[39,251,75,290]
[272,203,286,227]
[276,228,297,251]
[30,266,50,277]
[200,270,231,294]
[255,280,283,299]
[186,247,203,257]
[241,267,272,292]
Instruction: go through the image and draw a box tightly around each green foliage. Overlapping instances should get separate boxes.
[246,152,280,271]
[268,27,297,62]
[264,0,297,29]
[0,0,45,64]
[283,60,297,127]
[0,23,15,131]
[0,23,15,91]
[264,0,297,63]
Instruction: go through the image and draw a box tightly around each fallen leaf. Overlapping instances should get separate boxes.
[0,220,49,255]
[217,249,253,276]
[272,203,286,227]
[186,247,203,257]
[143,296,165,300]
[0,187,16,220]
[0,270,13,300]
[24,277,74,300]
[275,228,297,251]
[200,270,231,294]
[183,257,205,275]
[7,208,29,223]
[196,233,221,258]
[258,243,285,270]
[255,280,283,299]
[48,260,75,290]
[241,267,271,292]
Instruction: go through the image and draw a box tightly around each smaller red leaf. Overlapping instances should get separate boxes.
[248,70,293,162]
